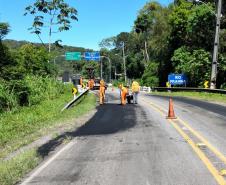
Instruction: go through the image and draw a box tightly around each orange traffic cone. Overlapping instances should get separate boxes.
[166,98,176,119]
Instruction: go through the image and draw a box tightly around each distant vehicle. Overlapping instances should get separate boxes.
[92,79,108,90]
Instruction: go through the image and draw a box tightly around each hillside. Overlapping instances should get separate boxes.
[2,39,95,76]
[3,39,93,54]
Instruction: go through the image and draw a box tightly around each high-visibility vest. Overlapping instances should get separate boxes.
[100,80,105,87]
[122,86,128,94]
[132,81,140,92]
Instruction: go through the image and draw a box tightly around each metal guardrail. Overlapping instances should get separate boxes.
[61,89,89,112]
[152,87,226,94]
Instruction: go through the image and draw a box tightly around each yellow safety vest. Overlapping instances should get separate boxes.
[132,81,140,92]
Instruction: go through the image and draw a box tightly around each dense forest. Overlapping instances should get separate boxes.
[99,0,226,89]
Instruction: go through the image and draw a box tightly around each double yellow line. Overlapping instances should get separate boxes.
[142,98,226,185]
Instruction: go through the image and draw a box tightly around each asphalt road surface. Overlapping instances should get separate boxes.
[20,90,226,185]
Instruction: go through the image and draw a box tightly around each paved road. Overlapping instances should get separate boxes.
[20,90,226,185]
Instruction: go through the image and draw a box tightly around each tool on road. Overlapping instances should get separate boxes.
[166,98,177,119]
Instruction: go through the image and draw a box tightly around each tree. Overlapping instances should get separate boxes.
[141,62,159,87]
[0,23,10,40]
[171,47,211,86]
[24,0,78,52]
[98,0,226,88]
[0,43,21,81]
[134,1,172,85]
[99,37,116,50]
[169,0,215,51]
[16,44,56,76]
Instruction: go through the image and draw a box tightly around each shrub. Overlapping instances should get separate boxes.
[0,76,65,113]
[23,75,65,106]
[0,80,18,113]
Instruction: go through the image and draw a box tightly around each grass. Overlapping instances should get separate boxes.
[151,91,226,104]
[0,87,97,185]
[0,149,41,185]
[0,88,97,159]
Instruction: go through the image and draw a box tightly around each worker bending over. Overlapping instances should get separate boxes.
[88,79,95,90]
[80,76,83,86]
[119,84,128,105]
[99,79,105,105]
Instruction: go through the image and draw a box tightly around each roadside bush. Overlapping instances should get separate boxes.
[23,75,65,106]
[221,83,226,90]
[0,81,18,113]
[112,79,125,87]
[0,76,65,113]
[141,62,159,87]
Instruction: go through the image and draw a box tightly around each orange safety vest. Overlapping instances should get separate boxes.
[80,78,83,86]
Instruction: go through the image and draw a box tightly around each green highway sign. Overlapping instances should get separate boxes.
[65,52,81,61]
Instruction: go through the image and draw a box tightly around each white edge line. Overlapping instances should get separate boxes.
[20,139,77,185]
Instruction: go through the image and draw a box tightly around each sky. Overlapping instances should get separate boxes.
[0,0,172,50]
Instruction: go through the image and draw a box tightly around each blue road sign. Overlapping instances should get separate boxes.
[84,52,100,61]
[168,74,187,85]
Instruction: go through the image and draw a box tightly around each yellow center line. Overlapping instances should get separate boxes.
[169,119,226,185]
[141,98,226,185]
[177,117,226,165]
[142,97,226,166]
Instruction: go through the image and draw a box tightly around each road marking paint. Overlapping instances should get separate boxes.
[143,97,226,167]
[220,169,226,176]
[182,126,189,131]
[141,98,226,185]
[177,117,226,166]
[20,139,77,185]
[168,119,226,185]
[196,143,206,147]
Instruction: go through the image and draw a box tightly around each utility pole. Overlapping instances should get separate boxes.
[109,58,111,82]
[100,59,103,79]
[210,0,222,89]
[53,54,65,65]
[134,28,149,64]
[101,56,111,82]
[122,42,127,84]
[144,40,149,63]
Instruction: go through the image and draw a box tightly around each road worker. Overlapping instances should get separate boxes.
[80,76,83,86]
[90,79,95,89]
[132,80,140,104]
[88,79,91,89]
[99,79,105,105]
[119,83,128,105]
[88,79,95,90]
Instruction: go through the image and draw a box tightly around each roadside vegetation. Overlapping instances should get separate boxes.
[0,86,96,158]
[0,92,96,185]
[151,91,226,104]
[0,5,97,184]
[0,149,40,185]
[98,0,226,89]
